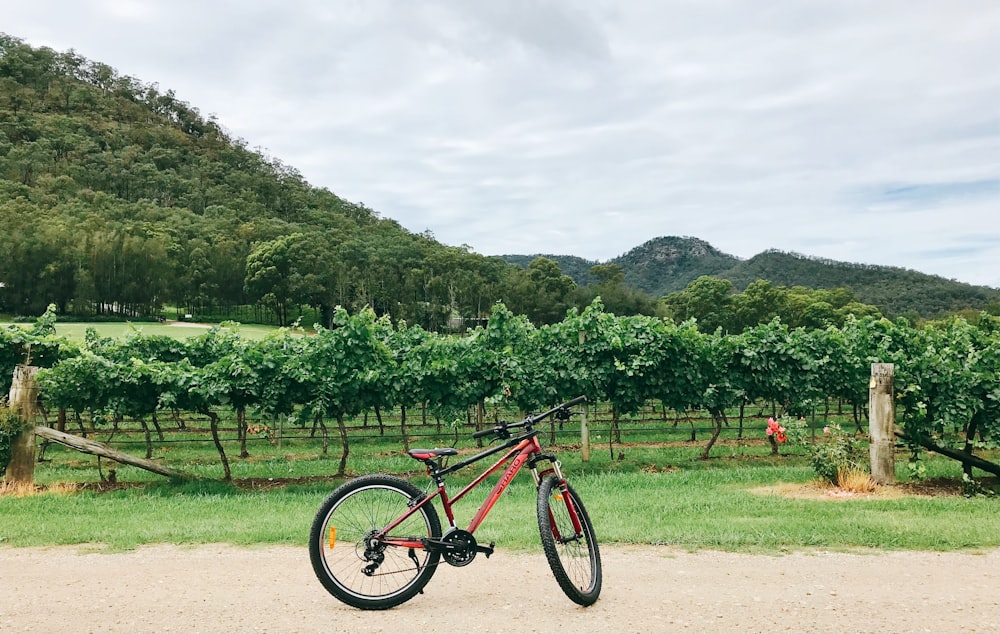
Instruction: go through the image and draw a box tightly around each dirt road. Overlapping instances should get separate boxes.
[1,544,997,633]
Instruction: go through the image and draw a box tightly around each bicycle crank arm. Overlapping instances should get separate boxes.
[421,537,496,558]
[477,542,495,558]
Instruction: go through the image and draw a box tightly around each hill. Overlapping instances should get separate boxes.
[611,236,740,295]
[505,237,1000,319]
[0,34,517,329]
[501,237,739,294]
[721,250,1000,318]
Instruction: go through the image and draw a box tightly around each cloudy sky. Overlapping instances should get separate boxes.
[6,1,1000,287]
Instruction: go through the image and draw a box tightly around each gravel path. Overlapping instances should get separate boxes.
[2,544,997,633]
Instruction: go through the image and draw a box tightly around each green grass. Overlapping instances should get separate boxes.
[1,320,279,341]
[2,429,997,552]
[587,470,996,551]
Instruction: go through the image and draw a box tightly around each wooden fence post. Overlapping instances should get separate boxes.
[578,330,590,462]
[869,363,895,485]
[5,365,40,483]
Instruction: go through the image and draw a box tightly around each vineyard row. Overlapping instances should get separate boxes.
[4,301,998,478]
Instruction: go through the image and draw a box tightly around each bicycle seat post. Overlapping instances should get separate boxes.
[429,459,447,485]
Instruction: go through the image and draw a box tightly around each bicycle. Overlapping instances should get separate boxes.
[308,395,601,610]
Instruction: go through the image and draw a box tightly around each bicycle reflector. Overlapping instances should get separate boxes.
[329,526,337,549]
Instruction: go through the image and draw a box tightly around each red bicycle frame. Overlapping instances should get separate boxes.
[378,429,581,549]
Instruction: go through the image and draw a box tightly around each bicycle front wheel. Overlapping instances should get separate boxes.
[536,475,602,606]
[309,474,441,610]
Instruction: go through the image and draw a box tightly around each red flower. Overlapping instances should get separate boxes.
[766,418,787,443]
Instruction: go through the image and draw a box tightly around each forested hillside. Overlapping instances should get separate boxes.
[0,35,609,328]
[507,237,1000,319]
[721,250,1000,319]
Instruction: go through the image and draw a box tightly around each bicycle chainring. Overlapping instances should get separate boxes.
[440,529,477,567]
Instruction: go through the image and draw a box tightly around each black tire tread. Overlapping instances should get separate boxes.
[536,475,602,606]
[309,474,441,609]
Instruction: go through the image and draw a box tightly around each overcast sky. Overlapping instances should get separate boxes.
[6,1,1000,287]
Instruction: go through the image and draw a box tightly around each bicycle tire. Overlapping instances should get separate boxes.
[536,475,602,606]
[309,474,441,610]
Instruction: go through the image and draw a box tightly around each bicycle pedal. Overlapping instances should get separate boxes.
[477,541,495,558]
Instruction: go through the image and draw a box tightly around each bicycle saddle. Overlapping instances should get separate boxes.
[407,448,458,461]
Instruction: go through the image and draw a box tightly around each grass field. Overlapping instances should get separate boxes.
[1,418,997,552]
[1,319,280,341]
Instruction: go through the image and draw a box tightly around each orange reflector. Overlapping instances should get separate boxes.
[329,526,336,549]
[554,493,563,501]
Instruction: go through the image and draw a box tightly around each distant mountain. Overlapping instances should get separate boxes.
[722,250,1000,318]
[611,237,740,295]
[503,236,1000,319]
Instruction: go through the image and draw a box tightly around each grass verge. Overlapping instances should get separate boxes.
[2,437,996,552]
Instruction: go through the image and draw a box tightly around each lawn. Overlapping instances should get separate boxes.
[2,319,280,341]
[2,421,997,552]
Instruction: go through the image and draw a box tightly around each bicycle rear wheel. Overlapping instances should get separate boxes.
[309,474,441,610]
[536,475,602,606]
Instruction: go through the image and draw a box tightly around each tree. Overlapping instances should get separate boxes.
[732,280,787,331]
[498,257,576,326]
[573,264,665,318]
[664,276,735,333]
[243,234,306,325]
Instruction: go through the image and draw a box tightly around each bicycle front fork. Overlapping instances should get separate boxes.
[529,453,564,487]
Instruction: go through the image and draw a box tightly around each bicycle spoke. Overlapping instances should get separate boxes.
[309,475,441,609]
[537,476,602,606]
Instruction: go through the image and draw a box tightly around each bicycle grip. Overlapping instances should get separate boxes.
[471,427,498,439]
[563,395,587,408]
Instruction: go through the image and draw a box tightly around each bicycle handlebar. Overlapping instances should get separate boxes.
[559,395,588,410]
[471,395,588,440]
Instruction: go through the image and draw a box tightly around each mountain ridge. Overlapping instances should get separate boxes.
[503,236,1000,318]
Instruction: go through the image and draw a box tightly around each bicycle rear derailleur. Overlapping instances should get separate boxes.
[423,529,494,567]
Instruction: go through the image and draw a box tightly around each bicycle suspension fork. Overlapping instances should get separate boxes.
[529,452,584,539]
[528,452,564,487]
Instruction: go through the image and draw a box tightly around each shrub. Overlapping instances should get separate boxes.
[788,419,870,486]
[0,402,29,472]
